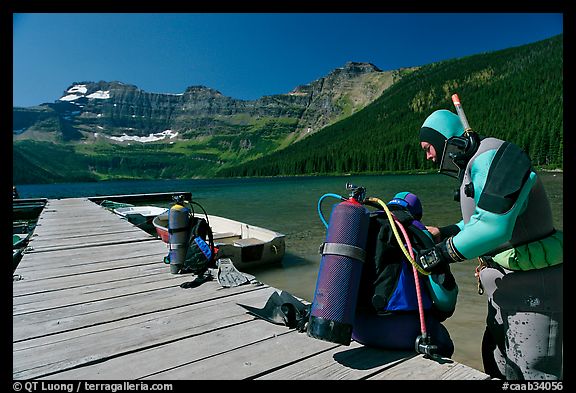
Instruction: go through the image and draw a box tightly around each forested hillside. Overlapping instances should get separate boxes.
[218,34,563,177]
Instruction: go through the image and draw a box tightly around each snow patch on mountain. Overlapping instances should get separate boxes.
[107,130,178,143]
[59,84,111,102]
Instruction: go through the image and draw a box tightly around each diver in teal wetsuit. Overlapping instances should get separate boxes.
[417,109,563,380]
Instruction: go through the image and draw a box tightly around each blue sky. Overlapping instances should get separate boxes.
[13,13,563,108]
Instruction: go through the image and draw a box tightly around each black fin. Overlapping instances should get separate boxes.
[238,291,287,325]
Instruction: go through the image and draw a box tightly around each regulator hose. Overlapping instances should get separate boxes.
[317,193,347,229]
[367,196,429,337]
[365,197,430,276]
[393,214,427,337]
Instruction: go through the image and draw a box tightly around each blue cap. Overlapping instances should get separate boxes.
[387,191,423,220]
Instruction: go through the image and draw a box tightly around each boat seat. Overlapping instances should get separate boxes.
[233,238,266,247]
[213,232,238,240]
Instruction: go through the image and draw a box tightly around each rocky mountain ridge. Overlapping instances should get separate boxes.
[13,61,413,144]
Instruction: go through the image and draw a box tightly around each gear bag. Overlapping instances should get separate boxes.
[182,216,215,274]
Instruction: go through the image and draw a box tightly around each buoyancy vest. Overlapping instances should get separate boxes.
[357,210,438,315]
[454,137,558,263]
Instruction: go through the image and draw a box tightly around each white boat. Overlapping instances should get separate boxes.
[113,206,168,219]
[153,212,286,270]
[113,205,168,229]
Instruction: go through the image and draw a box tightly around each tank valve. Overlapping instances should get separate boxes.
[345,183,366,203]
[415,334,438,357]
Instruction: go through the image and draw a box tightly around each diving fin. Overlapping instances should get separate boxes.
[238,290,311,330]
[278,291,311,331]
[238,291,288,325]
[278,290,307,313]
[217,258,249,288]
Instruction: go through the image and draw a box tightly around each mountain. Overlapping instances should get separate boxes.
[13,62,410,184]
[13,35,563,184]
[14,62,403,142]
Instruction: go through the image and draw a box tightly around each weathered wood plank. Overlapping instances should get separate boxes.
[368,352,491,380]
[13,286,264,352]
[34,209,141,226]
[23,198,155,253]
[15,240,167,274]
[13,271,188,315]
[42,318,291,380]
[14,244,168,285]
[13,262,166,296]
[13,254,170,296]
[13,287,274,379]
[25,232,156,253]
[29,223,148,239]
[255,340,415,380]
[13,278,267,342]
[141,327,341,380]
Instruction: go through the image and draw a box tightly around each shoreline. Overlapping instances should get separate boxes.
[14,167,563,187]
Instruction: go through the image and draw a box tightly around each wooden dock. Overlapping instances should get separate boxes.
[13,198,492,380]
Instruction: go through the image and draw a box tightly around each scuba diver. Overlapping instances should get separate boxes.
[416,100,563,380]
[352,191,458,358]
[241,190,459,359]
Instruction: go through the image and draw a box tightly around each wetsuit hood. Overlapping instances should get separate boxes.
[419,110,465,165]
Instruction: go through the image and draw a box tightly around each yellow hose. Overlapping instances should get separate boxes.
[365,197,430,276]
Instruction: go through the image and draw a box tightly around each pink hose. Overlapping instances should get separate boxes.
[393,216,427,336]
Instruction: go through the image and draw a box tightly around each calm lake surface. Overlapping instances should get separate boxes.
[16,172,563,372]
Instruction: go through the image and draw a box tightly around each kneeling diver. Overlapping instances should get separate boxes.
[353,192,458,357]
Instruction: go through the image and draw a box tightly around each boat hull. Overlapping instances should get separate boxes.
[13,234,30,249]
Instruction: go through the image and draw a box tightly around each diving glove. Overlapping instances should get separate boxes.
[418,237,465,273]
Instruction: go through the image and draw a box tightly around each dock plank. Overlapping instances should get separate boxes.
[25,232,156,253]
[368,352,491,380]
[18,241,168,272]
[14,241,167,281]
[255,341,415,380]
[141,325,341,380]
[13,286,273,379]
[13,262,166,296]
[43,310,290,380]
[13,269,187,315]
[13,275,267,342]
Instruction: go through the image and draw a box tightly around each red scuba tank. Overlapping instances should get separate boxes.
[307,197,370,345]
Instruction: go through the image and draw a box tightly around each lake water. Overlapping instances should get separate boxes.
[16,172,563,372]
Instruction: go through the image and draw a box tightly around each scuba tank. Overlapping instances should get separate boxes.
[307,184,371,345]
[168,195,191,274]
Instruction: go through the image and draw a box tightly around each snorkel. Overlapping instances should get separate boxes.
[438,94,481,180]
[452,93,472,132]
